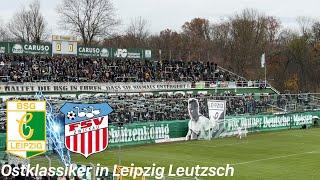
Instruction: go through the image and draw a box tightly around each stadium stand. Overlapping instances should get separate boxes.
[1,92,319,131]
[0,54,319,180]
[0,55,319,131]
[0,54,244,82]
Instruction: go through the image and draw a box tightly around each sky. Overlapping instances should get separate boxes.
[0,0,320,35]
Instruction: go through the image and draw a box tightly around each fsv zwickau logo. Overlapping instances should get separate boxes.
[6,101,46,158]
[60,103,113,158]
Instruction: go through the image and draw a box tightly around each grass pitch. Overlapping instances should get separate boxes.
[34,128,320,179]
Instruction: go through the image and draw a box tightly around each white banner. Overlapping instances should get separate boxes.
[208,100,226,138]
[0,82,192,93]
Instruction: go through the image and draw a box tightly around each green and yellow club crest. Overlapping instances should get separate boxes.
[6,101,46,158]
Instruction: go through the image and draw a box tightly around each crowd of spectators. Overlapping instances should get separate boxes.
[0,55,241,83]
[0,92,275,130]
[105,92,274,124]
[1,92,319,131]
[0,92,318,180]
[0,54,317,129]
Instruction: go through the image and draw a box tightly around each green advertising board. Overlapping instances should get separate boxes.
[224,111,318,133]
[112,48,152,59]
[8,42,52,55]
[77,46,152,59]
[108,120,188,147]
[77,46,113,58]
[0,41,153,58]
[107,111,320,147]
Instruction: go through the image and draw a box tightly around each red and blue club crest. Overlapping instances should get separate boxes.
[60,103,113,158]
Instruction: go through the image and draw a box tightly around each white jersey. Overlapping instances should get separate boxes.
[188,115,211,135]
[237,127,242,134]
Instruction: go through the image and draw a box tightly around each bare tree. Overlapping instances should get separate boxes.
[211,22,231,60]
[181,18,211,60]
[8,8,32,42]
[124,17,150,47]
[0,28,6,41]
[311,22,320,45]
[0,19,10,41]
[182,18,211,40]
[277,29,298,45]
[296,16,314,37]
[57,0,119,45]
[265,16,281,43]
[29,0,47,42]
[7,0,47,43]
[218,9,266,75]
[126,17,150,40]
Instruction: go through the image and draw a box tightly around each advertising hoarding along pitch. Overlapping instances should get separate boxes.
[0,41,152,59]
[8,42,52,55]
[77,46,152,59]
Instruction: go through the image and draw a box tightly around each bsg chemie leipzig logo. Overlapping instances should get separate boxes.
[60,103,113,158]
[6,101,46,158]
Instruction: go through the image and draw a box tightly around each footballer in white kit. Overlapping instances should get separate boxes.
[237,126,248,139]
[186,98,213,140]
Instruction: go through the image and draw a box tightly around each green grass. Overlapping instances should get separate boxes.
[31,128,320,180]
